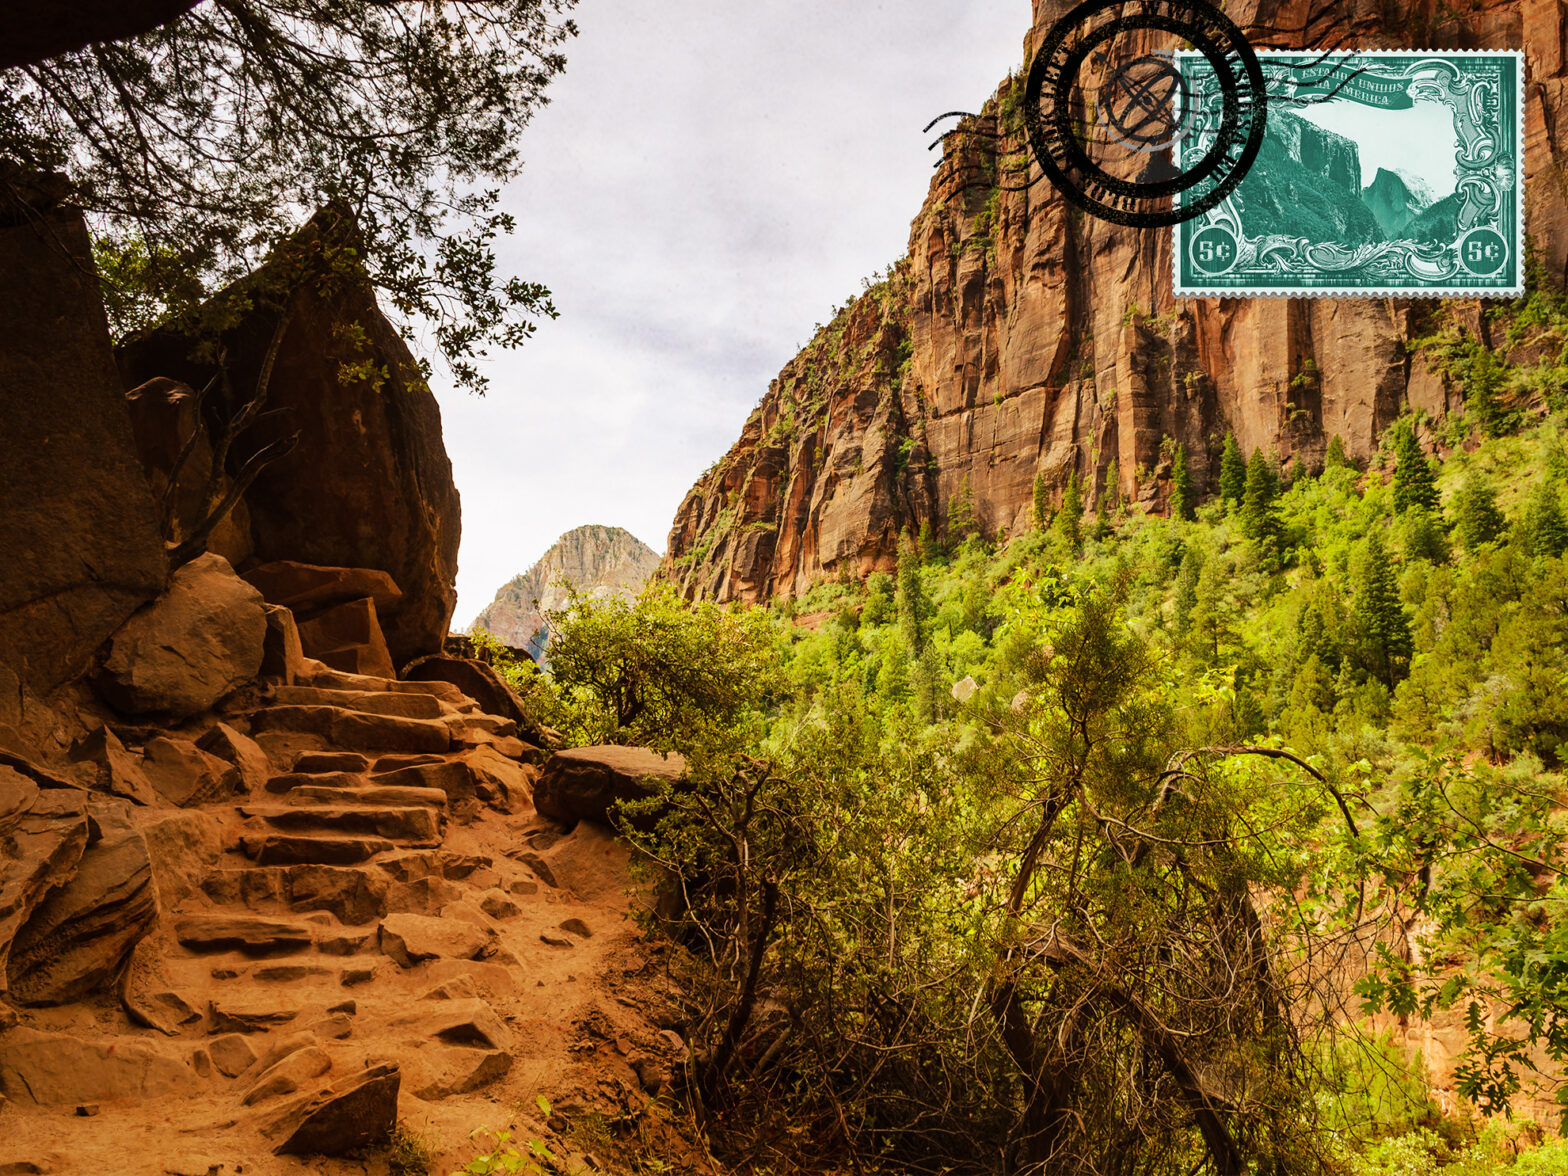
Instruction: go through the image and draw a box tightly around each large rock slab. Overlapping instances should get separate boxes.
[95,552,267,720]
[0,195,167,692]
[0,1027,196,1105]
[534,745,687,827]
[267,1061,400,1156]
[175,915,314,955]
[118,209,460,668]
[243,561,403,617]
[202,864,389,925]
[6,802,157,1005]
[249,705,451,753]
[296,596,396,679]
[388,997,511,1051]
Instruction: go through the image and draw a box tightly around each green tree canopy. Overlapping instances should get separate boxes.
[3,0,577,391]
[1523,479,1568,558]
[545,580,779,750]
[1353,529,1413,689]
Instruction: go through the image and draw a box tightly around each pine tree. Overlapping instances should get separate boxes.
[1054,471,1083,550]
[1103,460,1122,517]
[1032,471,1050,531]
[1288,455,1307,487]
[1453,474,1506,551]
[1170,443,1197,521]
[1240,449,1284,569]
[1524,479,1568,558]
[1219,432,1247,507]
[896,534,930,653]
[1391,423,1441,515]
[1354,530,1413,689]
[1325,435,1350,470]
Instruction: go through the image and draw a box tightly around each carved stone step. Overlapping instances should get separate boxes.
[248,706,451,753]
[243,834,401,866]
[291,751,372,774]
[300,666,466,703]
[202,863,391,923]
[175,916,315,956]
[285,784,448,809]
[240,804,443,842]
[267,686,448,721]
[265,770,365,795]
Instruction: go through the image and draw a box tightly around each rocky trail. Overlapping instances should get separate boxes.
[2,614,697,1176]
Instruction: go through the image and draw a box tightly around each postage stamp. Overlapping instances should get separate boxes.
[1173,50,1524,298]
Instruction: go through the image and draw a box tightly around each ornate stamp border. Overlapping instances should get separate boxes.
[1172,50,1525,299]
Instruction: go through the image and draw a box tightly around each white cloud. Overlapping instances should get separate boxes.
[435,0,1030,624]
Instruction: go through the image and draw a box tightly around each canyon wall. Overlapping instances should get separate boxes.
[667,0,1568,602]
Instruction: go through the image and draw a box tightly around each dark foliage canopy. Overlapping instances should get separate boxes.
[1,0,578,391]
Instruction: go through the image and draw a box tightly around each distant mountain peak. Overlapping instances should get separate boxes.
[467,524,660,660]
[1363,166,1440,239]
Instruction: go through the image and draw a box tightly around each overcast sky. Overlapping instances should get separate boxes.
[432,1,1031,625]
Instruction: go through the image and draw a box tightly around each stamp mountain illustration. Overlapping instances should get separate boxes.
[1175,50,1523,297]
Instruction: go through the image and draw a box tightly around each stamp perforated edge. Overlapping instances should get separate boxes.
[1170,49,1526,300]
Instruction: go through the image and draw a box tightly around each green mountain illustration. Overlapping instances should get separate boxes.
[1231,108,1383,246]
[1363,167,1436,236]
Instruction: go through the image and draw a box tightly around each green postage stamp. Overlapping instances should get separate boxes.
[1173,50,1524,298]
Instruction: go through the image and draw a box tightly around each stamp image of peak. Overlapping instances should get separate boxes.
[1174,50,1524,298]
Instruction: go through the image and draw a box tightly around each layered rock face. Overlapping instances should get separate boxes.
[118,208,462,667]
[667,0,1568,603]
[469,525,660,658]
[0,186,168,694]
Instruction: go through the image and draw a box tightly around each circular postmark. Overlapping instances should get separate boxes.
[1189,224,1239,274]
[1023,0,1267,228]
[1456,226,1509,276]
[1101,54,1191,151]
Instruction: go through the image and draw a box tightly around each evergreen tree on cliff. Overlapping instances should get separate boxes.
[1240,449,1283,570]
[1454,474,1507,551]
[896,533,930,654]
[1053,471,1083,551]
[1032,471,1050,531]
[1524,479,1568,558]
[1354,530,1412,689]
[2,0,578,391]
[1219,432,1247,508]
[1170,443,1196,521]
[1392,423,1441,515]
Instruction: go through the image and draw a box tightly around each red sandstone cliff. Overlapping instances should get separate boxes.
[666,0,1568,603]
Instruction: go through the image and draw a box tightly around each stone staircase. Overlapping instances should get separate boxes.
[0,650,684,1174]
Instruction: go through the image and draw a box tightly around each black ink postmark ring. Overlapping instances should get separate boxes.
[1023,0,1267,227]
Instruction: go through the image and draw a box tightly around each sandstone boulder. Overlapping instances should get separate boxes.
[67,726,162,807]
[0,789,90,997]
[388,997,510,1051]
[6,802,156,1005]
[95,552,267,720]
[118,209,460,667]
[267,1061,400,1156]
[196,722,273,794]
[241,1045,332,1105]
[534,745,687,827]
[378,912,493,968]
[296,596,396,679]
[407,1046,511,1100]
[140,736,240,806]
[260,604,307,684]
[0,194,167,693]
